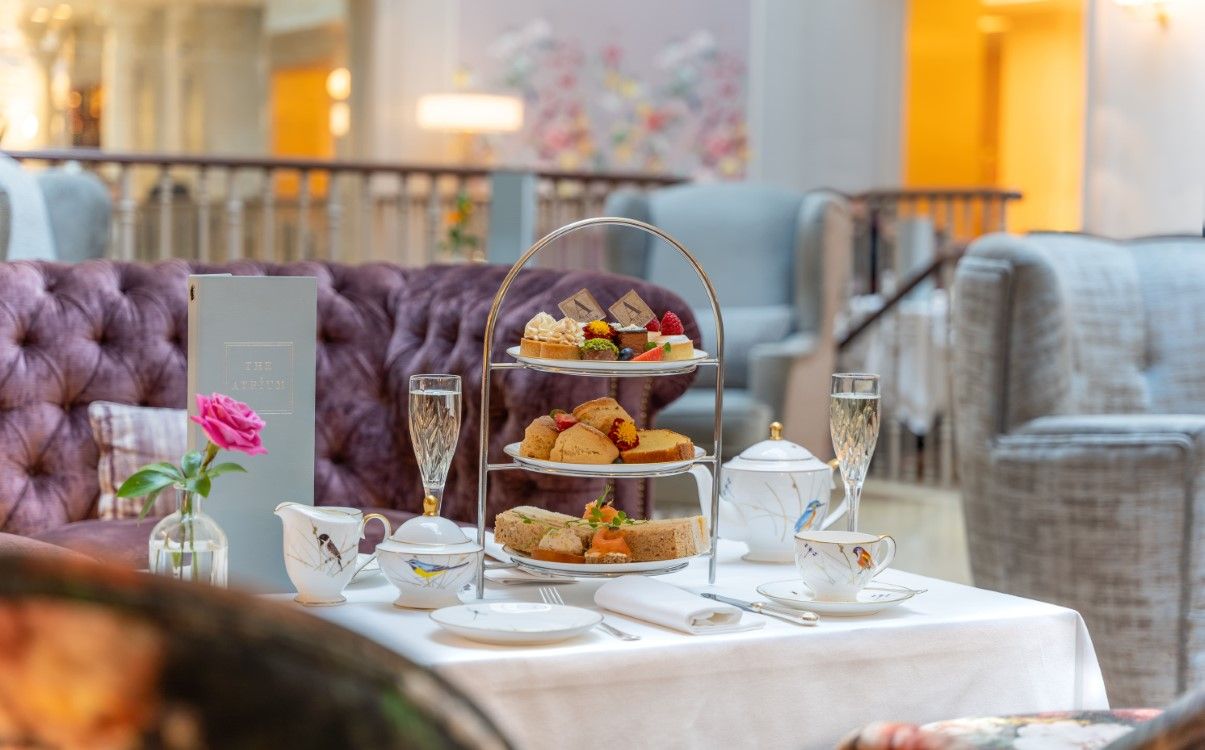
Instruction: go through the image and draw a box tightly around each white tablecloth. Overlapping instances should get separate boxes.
[270,541,1107,750]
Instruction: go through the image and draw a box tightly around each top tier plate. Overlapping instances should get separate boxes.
[505,346,711,377]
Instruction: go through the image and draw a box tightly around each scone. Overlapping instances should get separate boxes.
[550,423,619,464]
[519,415,559,460]
[572,397,634,435]
[620,429,694,463]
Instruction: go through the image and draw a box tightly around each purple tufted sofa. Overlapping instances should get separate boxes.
[0,260,697,564]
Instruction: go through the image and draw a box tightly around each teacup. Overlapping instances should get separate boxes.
[793,530,896,602]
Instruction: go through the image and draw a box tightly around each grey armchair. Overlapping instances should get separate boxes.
[953,232,1205,708]
[0,161,111,262]
[604,184,851,457]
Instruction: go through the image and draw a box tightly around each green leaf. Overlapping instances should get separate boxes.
[181,450,204,478]
[138,488,165,520]
[141,462,184,481]
[117,470,178,498]
[194,475,212,498]
[204,462,247,480]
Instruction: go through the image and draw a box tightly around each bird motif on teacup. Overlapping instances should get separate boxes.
[852,546,874,571]
[793,500,823,533]
[405,558,472,581]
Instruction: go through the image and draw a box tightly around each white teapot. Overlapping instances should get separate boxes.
[691,422,845,562]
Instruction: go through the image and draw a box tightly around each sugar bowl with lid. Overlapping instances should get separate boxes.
[377,496,483,609]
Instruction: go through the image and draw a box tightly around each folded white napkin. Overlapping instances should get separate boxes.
[594,576,764,635]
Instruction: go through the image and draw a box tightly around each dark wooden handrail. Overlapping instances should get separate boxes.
[837,250,962,350]
[1,147,685,185]
[855,187,1023,202]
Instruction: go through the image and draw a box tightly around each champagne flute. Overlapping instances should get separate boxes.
[829,373,880,532]
[408,374,462,514]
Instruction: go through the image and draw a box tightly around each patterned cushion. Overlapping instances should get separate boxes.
[88,401,186,519]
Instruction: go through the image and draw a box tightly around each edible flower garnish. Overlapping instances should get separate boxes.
[582,319,615,341]
[608,418,640,451]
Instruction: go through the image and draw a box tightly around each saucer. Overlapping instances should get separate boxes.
[350,554,381,583]
[430,602,603,645]
[755,580,919,616]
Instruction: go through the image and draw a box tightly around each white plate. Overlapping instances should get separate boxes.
[503,442,705,477]
[430,602,603,645]
[350,554,381,583]
[755,580,919,617]
[504,546,695,576]
[506,346,709,376]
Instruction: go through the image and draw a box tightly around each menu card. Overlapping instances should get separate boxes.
[187,275,317,592]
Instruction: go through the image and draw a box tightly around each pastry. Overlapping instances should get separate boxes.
[581,338,619,361]
[520,312,583,360]
[549,423,619,464]
[572,397,634,435]
[582,320,615,341]
[652,334,693,361]
[519,415,559,460]
[620,429,694,463]
[612,324,649,351]
[494,506,593,553]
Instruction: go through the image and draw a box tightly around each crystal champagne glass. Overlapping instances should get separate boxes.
[829,373,881,532]
[408,374,462,514]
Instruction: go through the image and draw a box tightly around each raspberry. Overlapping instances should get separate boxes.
[660,311,684,336]
[645,318,661,333]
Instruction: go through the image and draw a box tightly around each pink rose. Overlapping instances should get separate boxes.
[190,393,267,456]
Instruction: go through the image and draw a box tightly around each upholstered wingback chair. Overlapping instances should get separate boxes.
[604,184,851,457]
[0,260,695,565]
[953,232,1205,708]
[0,161,111,262]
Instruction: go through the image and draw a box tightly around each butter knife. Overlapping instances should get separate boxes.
[701,593,819,626]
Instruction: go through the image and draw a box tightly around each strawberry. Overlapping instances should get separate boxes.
[660,311,684,336]
[632,346,663,362]
[553,412,578,431]
[645,318,661,333]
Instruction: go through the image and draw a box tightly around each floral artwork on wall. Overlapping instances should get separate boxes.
[458,1,750,179]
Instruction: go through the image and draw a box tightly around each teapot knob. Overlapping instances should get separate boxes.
[769,421,783,440]
[422,495,439,517]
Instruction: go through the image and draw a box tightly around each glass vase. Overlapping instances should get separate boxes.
[148,489,229,586]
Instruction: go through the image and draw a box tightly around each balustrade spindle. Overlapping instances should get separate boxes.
[427,175,442,263]
[395,173,411,266]
[117,165,136,261]
[360,172,373,263]
[260,169,275,263]
[224,169,244,260]
[157,167,173,260]
[326,172,342,262]
[297,171,312,261]
[196,167,210,262]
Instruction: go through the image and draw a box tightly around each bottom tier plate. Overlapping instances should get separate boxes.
[504,547,693,578]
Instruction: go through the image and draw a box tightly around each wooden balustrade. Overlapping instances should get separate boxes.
[3,148,682,266]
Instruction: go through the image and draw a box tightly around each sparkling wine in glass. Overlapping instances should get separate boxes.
[830,373,881,532]
[408,374,462,513]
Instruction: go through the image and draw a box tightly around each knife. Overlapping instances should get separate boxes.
[701,593,819,626]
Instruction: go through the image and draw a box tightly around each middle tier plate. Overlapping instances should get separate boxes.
[505,345,710,376]
[503,442,706,477]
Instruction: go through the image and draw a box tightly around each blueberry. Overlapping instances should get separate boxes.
[618,347,635,361]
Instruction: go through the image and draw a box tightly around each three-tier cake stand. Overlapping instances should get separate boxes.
[475,217,725,598]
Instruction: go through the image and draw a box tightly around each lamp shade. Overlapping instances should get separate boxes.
[415,93,524,134]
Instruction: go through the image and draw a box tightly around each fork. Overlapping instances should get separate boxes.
[538,586,640,641]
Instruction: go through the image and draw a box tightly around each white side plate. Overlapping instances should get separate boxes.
[755,580,919,617]
[503,442,704,477]
[429,602,603,645]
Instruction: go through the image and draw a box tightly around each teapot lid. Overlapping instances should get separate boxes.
[726,422,830,473]
[378,496,481,554]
